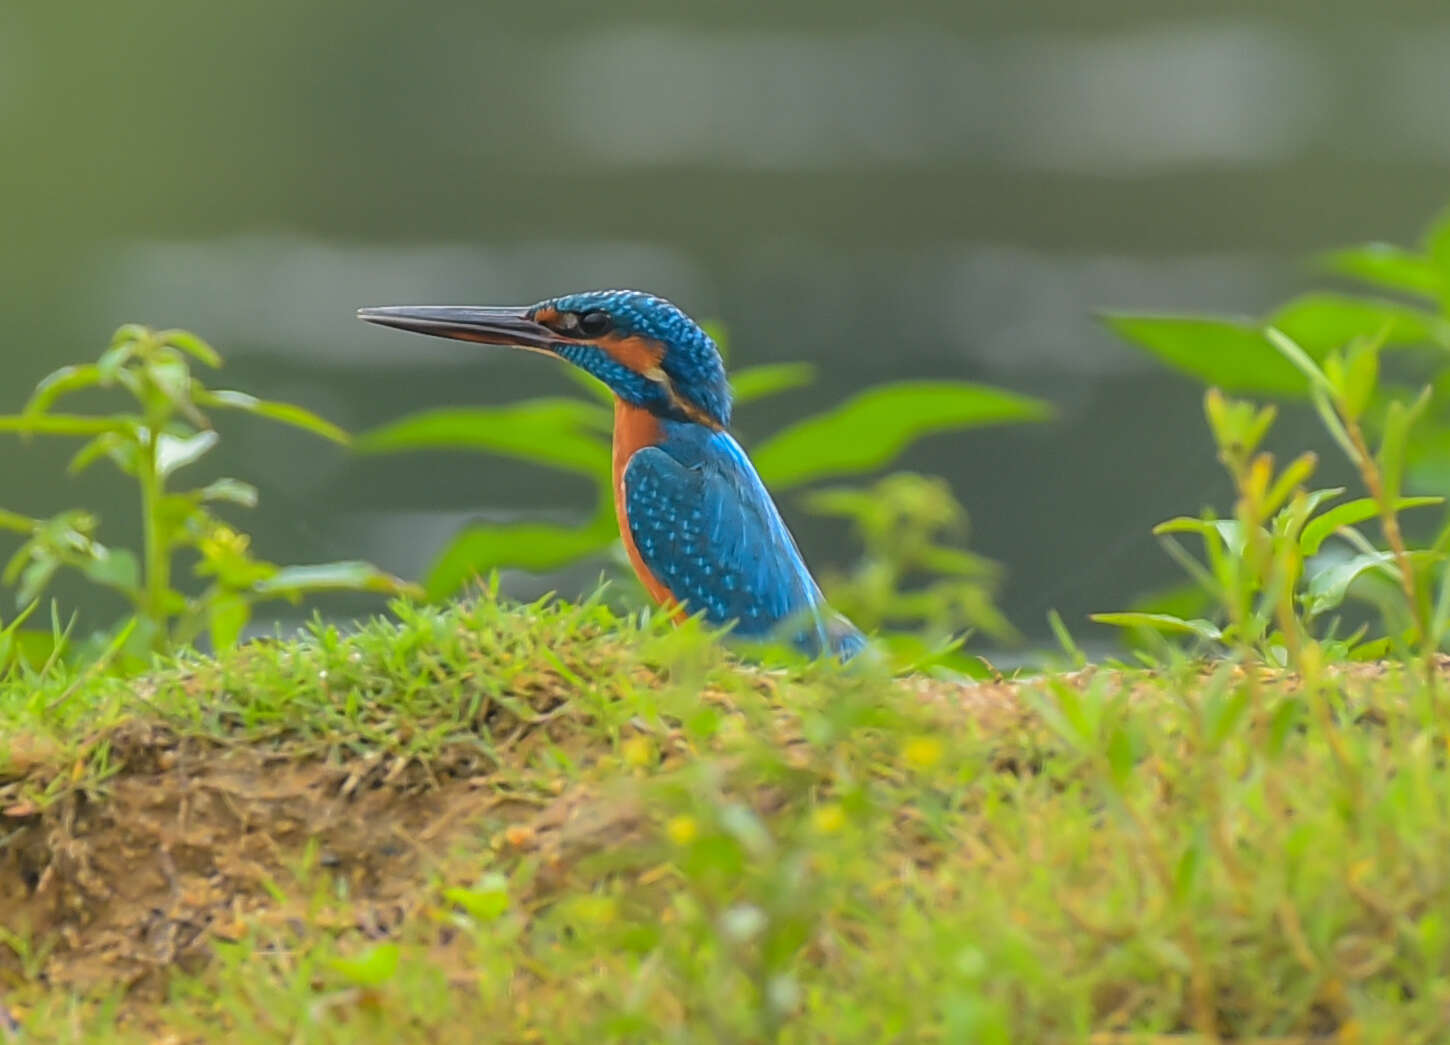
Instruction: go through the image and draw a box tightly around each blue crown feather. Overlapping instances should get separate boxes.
[545,290,732,427]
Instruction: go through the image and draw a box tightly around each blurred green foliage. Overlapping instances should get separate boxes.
[358,326,1049,655]
[1105,203,1450,489]
[1095,320,1450,666]
[805,473,1016,667]
[0,325,415,669]
[1098,202,1450,662]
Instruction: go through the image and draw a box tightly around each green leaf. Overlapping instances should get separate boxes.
[8,628,57,670]
[1299,496,1442,556]
[68,431,138,475]
[1089,612,1223,641]
[1318,244,1444,300]
[23,364,107,416]
[0,414,132,437]
[329,942,399,988]
[731,363,817,405]
[13,558,59,607]
[208,591,250,651]
[1265,328,1358,462]
[1202,389,1278,460]
[357,400,612,480]
[751,381,1049,490]
[1271,293,1449,353]
[198,478,259,507]
[0,601,40,668]
[1379,387,1433,501]
[147,357,193,411]
[1303,551,1397,617]
[159,329,222,369]
[1299,487,1347,517]
[1261,327,1329,393]
[107,323,150,351]
[1275,486,1346,541]
[1154,517,1247,558]
[155,431,219,478]
[253,562,418,599]
[1335,341,1380,421]
[80,547,141,595]
[1105,725,1136,790]
[0,509,37,534]
[196,390,350,445]
[1174,828,1208,901]
[1102,314,1310,395]
[1264,451,1318,518]
[423,521,618,600]
[444,873,510,922]
[98,337,139,379]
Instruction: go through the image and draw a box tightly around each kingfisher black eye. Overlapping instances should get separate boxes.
[577,310,613,337]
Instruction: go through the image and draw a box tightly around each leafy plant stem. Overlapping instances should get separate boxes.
[138,428,169,645]
[0,324,415,669]
[1342,414,1438,701]
[1348,422,1420,628]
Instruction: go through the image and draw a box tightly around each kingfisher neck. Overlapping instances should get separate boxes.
[612,398,661,473]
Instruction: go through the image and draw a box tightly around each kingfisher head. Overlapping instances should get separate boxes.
[358,290,731,427]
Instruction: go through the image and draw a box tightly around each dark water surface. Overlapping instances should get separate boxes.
[3,3,1447,645]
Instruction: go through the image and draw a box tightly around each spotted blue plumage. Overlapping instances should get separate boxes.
[623,419,866,660]
[547,290,731,426]
[554,342,660,406]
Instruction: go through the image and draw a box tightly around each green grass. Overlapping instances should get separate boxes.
[3,590,1450,1042]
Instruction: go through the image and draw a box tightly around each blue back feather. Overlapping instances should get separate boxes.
[623,421,865,659]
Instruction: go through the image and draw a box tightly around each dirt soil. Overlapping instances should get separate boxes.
[0,715,638,998]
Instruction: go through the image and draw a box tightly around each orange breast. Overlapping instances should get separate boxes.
[612,399,687,621]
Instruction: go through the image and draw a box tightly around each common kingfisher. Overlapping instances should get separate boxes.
[357,290,866,660]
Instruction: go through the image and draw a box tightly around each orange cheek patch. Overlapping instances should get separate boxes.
[602,334,666,374]
[532,306,561,327]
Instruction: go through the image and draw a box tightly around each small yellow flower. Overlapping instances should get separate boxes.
[812,804,846,834]
[621,735,654,767]
[903,736,944,770]
[201,524,250,560]
[666,815,698,846]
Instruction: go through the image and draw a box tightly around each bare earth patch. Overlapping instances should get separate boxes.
[3,729,493,993]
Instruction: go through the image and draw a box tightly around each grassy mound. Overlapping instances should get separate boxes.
[2,595,1448,1042]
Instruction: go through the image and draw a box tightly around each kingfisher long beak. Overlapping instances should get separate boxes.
[356,305,556,351]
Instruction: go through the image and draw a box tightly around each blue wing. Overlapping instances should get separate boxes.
[623,425,865,659]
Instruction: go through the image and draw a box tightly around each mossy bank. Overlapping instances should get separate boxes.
[2,594,1448,1043]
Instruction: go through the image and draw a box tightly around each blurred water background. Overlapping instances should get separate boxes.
[3,1,1448,646]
